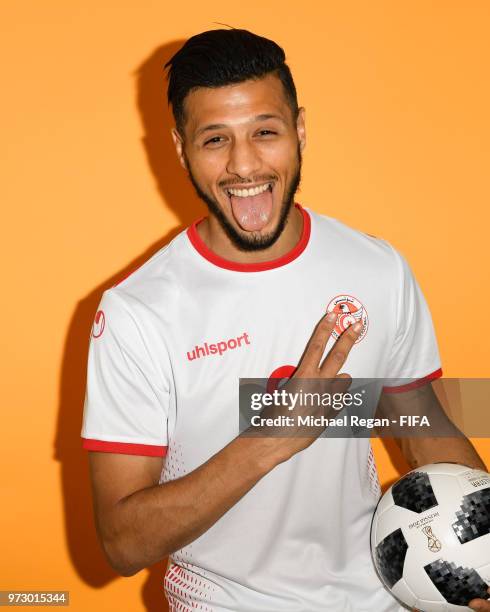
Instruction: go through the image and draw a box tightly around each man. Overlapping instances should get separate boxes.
[81,29,489,611]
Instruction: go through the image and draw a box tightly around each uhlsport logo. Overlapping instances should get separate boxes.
[186,332,250,361]
[92,310,105,338]
[326,294,368,343]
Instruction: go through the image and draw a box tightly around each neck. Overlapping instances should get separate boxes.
[196,204,304,264]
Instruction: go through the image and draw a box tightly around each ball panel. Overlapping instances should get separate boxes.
[403,549,451,602]
[412,597,448,612]
[392,471,438,514]
[375,528,408,588]
[419,463,471,477]
[452,488,490,544]
[424,559,489,607]
[390,578,417,610]
[475,563,490,589]
[456,469,490,497]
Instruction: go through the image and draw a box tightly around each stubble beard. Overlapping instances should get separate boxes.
[184,145,303,252]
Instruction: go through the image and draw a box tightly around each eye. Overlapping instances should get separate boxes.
[204,136,225,146]
[256,129,276,136]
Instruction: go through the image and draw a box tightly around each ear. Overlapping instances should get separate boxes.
[296,107,306,152]
[171,128,187,170]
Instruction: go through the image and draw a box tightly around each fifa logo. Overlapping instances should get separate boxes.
[422,525,442,552]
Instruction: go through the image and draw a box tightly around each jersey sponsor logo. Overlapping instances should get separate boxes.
[326,294,368,343]
[92,310,105,338]
[187,332,251,361]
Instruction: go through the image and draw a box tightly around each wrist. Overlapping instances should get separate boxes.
[231,435,287,475]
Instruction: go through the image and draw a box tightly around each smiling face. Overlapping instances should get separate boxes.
[171,72,306,251]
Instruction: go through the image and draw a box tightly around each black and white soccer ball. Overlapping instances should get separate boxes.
[370,463,490,611]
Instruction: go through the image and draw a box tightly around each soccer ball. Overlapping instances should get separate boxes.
[370,463,490,611]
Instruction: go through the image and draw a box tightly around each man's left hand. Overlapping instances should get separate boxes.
[469,587,490,611]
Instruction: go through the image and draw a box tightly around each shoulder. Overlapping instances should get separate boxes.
[305,207,404,277]
[107,227,191,308]
[92,227,193,337]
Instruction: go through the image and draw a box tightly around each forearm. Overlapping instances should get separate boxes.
[380,383,487,472]
[102,436,281,576]
[398,435,487,472]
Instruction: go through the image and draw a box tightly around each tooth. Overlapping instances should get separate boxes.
[228,184,272,197]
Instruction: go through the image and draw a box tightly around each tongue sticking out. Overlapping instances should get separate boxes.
[230,188,273,232]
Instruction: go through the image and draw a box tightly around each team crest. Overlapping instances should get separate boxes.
[326,295,368,343]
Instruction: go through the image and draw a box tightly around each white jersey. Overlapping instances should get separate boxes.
[81,204,442,611]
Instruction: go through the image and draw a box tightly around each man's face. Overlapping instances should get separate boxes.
[172,73,306,251]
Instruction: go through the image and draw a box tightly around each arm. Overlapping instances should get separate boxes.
[89,313,361,577]
[89,437,280,577]
[377,381,487,471]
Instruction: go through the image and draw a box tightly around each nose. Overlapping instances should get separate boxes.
[226,138,261,179]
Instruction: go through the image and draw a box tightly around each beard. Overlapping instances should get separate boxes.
[184,144,303,252]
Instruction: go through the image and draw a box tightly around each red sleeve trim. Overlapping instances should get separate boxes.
[382,368,443,394]
[82,438,167,457]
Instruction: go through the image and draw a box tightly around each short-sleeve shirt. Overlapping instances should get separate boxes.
[81,204,442,611]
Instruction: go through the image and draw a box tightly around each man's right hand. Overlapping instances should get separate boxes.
[245,311,363,465]
[295,311,361,380]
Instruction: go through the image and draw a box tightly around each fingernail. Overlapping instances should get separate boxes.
[353,322,362,333]
[327,312,336,322]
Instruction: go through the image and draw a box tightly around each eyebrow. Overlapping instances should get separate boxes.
[194,114,287,139]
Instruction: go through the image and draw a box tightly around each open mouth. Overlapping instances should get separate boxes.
[224,183,275,232]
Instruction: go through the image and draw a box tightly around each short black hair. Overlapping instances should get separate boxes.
[164,28,299,134]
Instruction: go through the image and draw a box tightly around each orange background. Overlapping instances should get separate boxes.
[1,2,489,610]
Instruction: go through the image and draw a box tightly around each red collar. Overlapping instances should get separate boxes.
[186,203,311,272]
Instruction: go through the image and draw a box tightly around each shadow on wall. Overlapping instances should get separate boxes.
[53,40,205,612]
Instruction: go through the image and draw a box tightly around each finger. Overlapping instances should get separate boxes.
[298,312,337,373]
[320,321,362,377]
[469,587,490,610]
[330,373,352,393]
[468,601,490,611]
